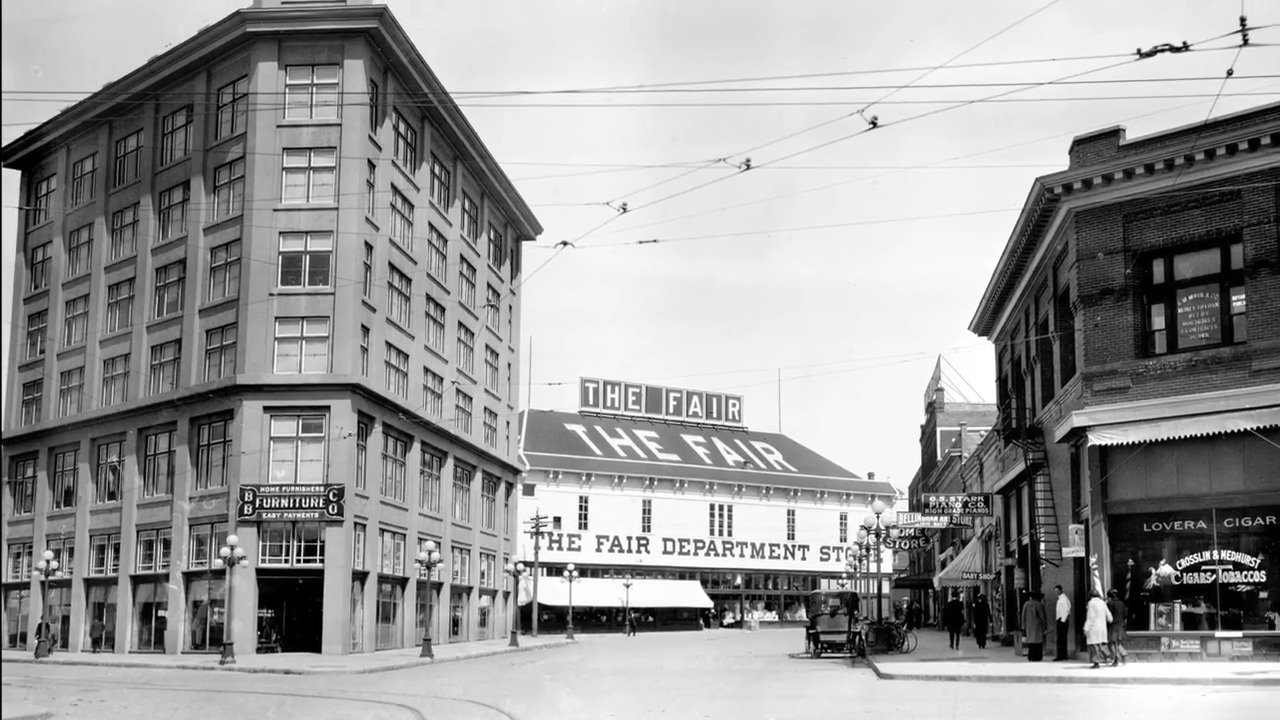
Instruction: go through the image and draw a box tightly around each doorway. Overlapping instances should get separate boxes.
[257,574,324,653]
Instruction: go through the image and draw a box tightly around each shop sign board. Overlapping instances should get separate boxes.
[1062,523,1086,558]
[1013,567,1026,588]
[580,377,745,427]
[897,512,973,529]
[961,571,998,581]
[921,493,993,517]
[1160,636,1202,653]
[1229,639,1254,656]
[883,531,933,551]
[237,484,346,522]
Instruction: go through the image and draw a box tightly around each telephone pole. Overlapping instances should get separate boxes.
[525,512,549,637]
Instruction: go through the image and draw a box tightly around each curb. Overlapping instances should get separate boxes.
[3,714,54,720]
[0,640,575,676]
[864,657,1280,687]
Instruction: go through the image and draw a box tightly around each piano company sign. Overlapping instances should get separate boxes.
[581,377,745,427]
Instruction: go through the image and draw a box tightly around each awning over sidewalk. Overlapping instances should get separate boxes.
[933,537,987,589]
[519,577,713,609]
[892,572,936,590]
[1085,407,1280,446]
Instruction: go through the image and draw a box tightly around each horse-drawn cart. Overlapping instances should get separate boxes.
[804,589,864,659]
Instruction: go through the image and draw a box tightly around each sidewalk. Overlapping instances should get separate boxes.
[0,634,573,676]
[865,627,1280,686]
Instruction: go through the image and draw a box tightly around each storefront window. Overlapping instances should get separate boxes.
[478,593,492,639]
[4,587,30,649]
[85,581,118,650]
[375,578,402,650]
[350,575,365,652]
[133,578,168,651]
[449,590,468,640]
[185,575,225,651]
[48,583,71,649]
[1109,506,1278,632]
[414,580,435,645]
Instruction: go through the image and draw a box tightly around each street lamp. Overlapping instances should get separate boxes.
[33,550,60,659]
[505,561,528,647]
[414,541,444,658]
[622,574,634,635]
[212,534,250,666]
[862,500,900,623]
[562,563,580,640]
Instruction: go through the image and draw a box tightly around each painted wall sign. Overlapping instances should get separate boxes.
[1160,636,1202,652]
[561,421,798,472]
[1175,285,1221,348]
[539,531,871,569]
[921,493,993,517]
[580,377,745,427]
[237,484,346,522]
[1156,549,1269,586]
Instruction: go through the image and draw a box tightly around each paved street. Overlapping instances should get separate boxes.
[4,628,1275,720]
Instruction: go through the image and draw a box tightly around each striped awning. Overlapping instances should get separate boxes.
[933,537,987,589]
[1086,408,1279,447]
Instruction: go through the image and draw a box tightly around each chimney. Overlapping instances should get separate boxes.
[867,471,876,481]
[933,386,945,411]
[959,422,970,457]
[1068,125,1127,169]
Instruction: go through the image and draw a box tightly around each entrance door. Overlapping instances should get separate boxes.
[257,575,324,653]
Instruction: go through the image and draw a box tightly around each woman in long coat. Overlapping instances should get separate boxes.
[1083,589,1114,668]
[1020,592,1047,662]
[972,594,992,650]
[1105,589,1128,666]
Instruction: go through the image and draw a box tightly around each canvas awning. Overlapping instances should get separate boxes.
[518,577,713,609]
[933,537,987,589]
[892,572,936,590]
[1085,407,1280,447]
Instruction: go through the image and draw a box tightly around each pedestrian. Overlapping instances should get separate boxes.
[909,600,922,632]
[972,593,992,650]
[1105,589,1128,667]
[33,620,52,657]
[1021,591,1047,662]
[1084,589,1113,669]
[1053,584,1071,661]
[626,610,637,637]
[944,590,965,650]
[89,618,105,653]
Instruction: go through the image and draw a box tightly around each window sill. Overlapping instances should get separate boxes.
[109,179,142,197]
[189,488,229,503]
[483,325,503,344]
[152,234,189,252]
[361,298,378,313]
[386,317,415,342]
[367,133,382,150]
[147,315,184,331]
[56,342,87,357]
[429,201,452,226]
[23,287,50,303]
[17,356,45,370]
[391,162,420,192]
[68,200,97,213]
[459,304,479,321]
[426,273,451,296]
[424,345,450,364]
[100,328,133,343]
[277,118,342,127]
[104,255,137,272]
[208,131,247,152]
[457,368,478,385]
[199,296,238,314]
[156,156,192,174]
[364,216,380,232]
[270,288,335,296]
[276,202,339,211]
[389,240,416,266]
[24,219,53,233]
[204,213,244,232]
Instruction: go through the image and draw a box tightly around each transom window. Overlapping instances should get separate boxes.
[485,285,501,332]
[94,439,124,504]
[458,259,477,309]
[66,224,93,277]
[419,445,444,513]
[487,224,507,269]
[157,181,190,241]
[216,76,249,138]
[390,187,414,251]
[27,175,56,226]
[384,343,409,397]
[274,317,331,373]
[153,261,186,318]
[381,430,409,503]
[188,521,229,570]
[28,242,51,292]
[8,457,36,517]
[454,390,473,434]
[135,528,172,573]
[148,340,181,395]
[20,380,42,426]
[105,278,135,334]
[483,408,498,449]
[101,355,130,407]
[425,297,446,353]
[1145,240,1246,355]
[423,369,444,419]
[481,474,499,531]
[209,241,242,302]
[213,158,246,218]
[195,418,232,491]
[268,415,327,484]
[57,367,85,417]
[388,264,412,326]
[426,225,448,281]
[259,522,325,566]
[379,529,406,575]
[456,323,475,374]
[71,154,97,206]
[63,295,89,345]
[110,203,140,260]
[392,110,417,167]
[51,449,78,510]
[113,130,143,187]
[484,346,500,393]
[142,429,176,498]
[160,106,193,165]
[461,193,480,244]
[282,148,337,203]
[25,310,47,359]
[88,533,122,575]
[204,323,238,381]
[452,463,473,523]
[429,155,451,208]
[283,65,339,120]
[278,231,333,288]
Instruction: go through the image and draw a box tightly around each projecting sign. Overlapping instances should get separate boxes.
[580,377,745,427]
[897,512,973,529]
[883,530,933,551]
[921,493,993,517]
[961,571,998,581]
[237,484,346,522]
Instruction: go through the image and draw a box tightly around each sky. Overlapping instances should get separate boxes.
[3,0,1278,491]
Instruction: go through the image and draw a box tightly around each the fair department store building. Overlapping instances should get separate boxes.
[516,379,900,631]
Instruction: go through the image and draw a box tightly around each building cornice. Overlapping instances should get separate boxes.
[1051,383,1280,443]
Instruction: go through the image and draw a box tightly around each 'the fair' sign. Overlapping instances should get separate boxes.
[580,377,745,427]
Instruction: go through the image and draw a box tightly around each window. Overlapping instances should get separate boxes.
[105,278,135,333]
[216,76,249,138]
[709,503,734,538]
[427,154,452,208]
[88,533,122,575]
[426,225,448,281]
[353,523,367,570]
[8,458,36,517]
[57,367,85,417]
[274,317,330,373]
[208,241,241,302]
[425,297,446,353]
[461,193,479,244]
[355,417,370,491]
[454,390,473,434]
[484,346,499,393]
[148,340,181,395]
[135,529,172,573]
[188,522,229,570]
[71,154,97,205]
[28,174,56,225]
[51,449,78,510]
[194,418,231,491]
[485,286,501,332]
[213,158,246,218]
[94,440,124,504]
[284,64,339,120]
[387,265,412,326]
[160,106,192,164]
[46,539,74,578]
[360,326,370,377]
[157,181,190,241]
[452,463,473,522]
[642,498,652,534]
[28,242,51,292]
[423,368,444,418]
[456,323,475,374]
[282,148,337,203]
[101,355,129,406]
[1144,241,1245,355]
[204,324,237,381]
[154,262,185,318]
[113,130,143,187]
[389,187,414,250]
[365,161,377,219]
[451,545,470,584]
[786,508,796,542]
[258,523,326,566]
[268,415,327,484]
[25,310,47,359]
[458,259,477,309]
[110,203,139,260]
[487,224,507,269]
[839,512,848,543]
[6,542,32,581]
[381,430,409,503]
[362,242,374,298]
[479,552,497,589]
[379,530,407,575]
[1055,264,1077,388]
[420,445,443,513]
[481,474,499,531]
[66,224,93,277]
[392,111,417,168]
[142,429,175,497]
[63,295,89,346]
[483,409,498,449]
[384,343,409,397]
[20,380,43,426]
[278,231,332,287]
[368,78,380,127]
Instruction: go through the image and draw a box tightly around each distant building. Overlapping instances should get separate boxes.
[2,0,540,656]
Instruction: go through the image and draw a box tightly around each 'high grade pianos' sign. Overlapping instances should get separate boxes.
[580,377,745,427]
[921,493,993,517]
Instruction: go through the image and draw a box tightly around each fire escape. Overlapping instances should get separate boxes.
[998,368,1062,588]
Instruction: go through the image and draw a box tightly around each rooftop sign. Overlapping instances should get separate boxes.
[580,377,744,427]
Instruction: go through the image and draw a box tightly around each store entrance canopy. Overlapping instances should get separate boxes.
[1085,407,1280,446]
[519,577,713,609]
[933,537,987,589]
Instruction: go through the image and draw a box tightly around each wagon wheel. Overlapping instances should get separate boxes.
[810,642,822,659]
[903,631,918,654]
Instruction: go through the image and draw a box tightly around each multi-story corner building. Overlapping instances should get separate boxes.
[970,102,1279,661]
[1,0,541,657]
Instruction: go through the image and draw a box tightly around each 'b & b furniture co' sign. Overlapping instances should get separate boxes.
[921,493,993,517]
[237,484,346,522]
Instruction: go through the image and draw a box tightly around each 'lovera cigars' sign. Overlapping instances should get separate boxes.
[580,377,744,427]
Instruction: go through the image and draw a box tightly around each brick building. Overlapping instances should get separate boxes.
[2,0,540,657]
[969,102,1279,660]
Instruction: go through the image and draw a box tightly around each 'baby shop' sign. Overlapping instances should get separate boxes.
[1169,549,1268,585]
[541,532,857,569]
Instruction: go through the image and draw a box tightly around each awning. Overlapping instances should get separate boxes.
[1085,407,1280,447]
[518,577,713,609]
[933,537,987,589]
[892,573,936,590]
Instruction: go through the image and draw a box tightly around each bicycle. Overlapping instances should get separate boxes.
[863,619,917,654]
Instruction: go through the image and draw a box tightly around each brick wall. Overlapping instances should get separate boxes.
[1067,104,1280,170]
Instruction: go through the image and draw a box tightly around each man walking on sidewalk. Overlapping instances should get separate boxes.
[1053,585,1071,661]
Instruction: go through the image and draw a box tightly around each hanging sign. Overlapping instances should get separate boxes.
[921,493,993,517]
[883,530,933,551]
[961,571,998,581]
[1062,523,1087,558]
[897,512,973,529]
[237,484,346,522]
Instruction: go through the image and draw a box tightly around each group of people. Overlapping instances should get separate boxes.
[940,590,993,650]
[1021,585,1128,668]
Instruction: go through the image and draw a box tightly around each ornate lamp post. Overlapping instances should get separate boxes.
[862,500,900,623]
[562,563,581,640]
[212,534,250,666]
[33,549,61,659]
[505,561,527,647]
[414,541,444,658]
[622,574,633,634]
